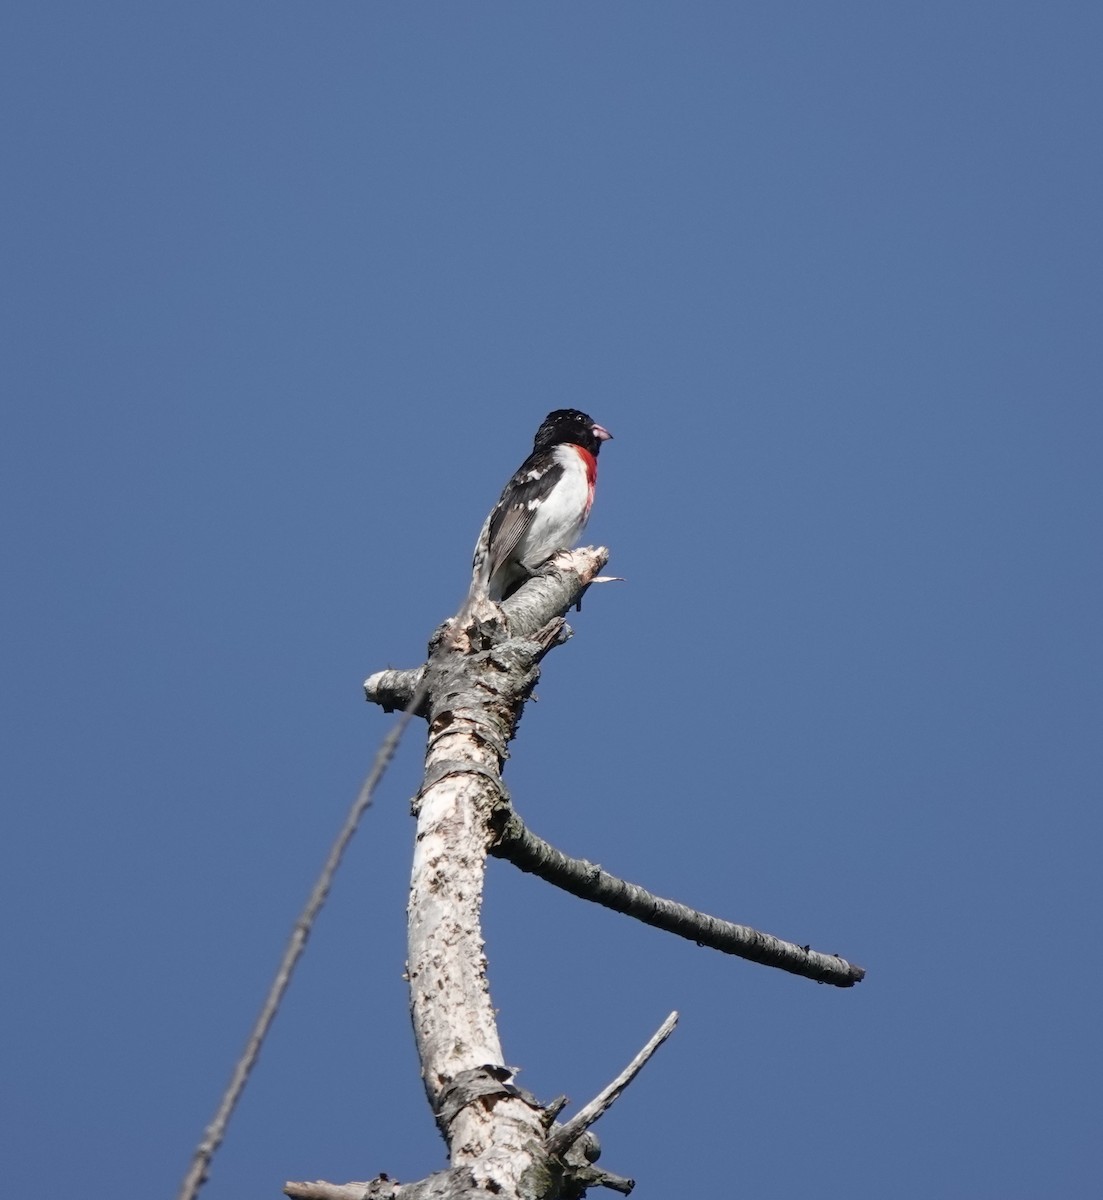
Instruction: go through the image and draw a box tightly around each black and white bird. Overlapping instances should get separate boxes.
[467,409,613,606]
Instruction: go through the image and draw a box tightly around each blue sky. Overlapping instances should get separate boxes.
[3,4,1101,1197]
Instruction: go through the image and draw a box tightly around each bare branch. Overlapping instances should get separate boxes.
[396,549,620,1195]
[285,1171,480,1200]
[364,547,611,712]
[363,665,427,715]
[546,1012,678,1159]
[176,682,428,1200]
[477,545,611,638]
[285,1181,397,1200]
[490,811,865,988]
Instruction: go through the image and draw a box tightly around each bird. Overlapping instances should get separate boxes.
[467,408,613,607]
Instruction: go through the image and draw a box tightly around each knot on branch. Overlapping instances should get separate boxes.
[545,1126,639,1198]
[413,760,510,818]
[433,1065,543,1133]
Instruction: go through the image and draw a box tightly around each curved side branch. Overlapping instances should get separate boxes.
[490,811,865,988]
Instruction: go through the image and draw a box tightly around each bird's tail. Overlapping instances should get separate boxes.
[449,517,495,644]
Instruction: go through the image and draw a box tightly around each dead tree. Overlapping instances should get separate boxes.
[286,546,864,1200]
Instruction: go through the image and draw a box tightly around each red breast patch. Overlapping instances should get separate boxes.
[572,445,598,509]
[573,445,598,487]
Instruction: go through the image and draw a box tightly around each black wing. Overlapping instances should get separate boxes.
[479,451,565,583]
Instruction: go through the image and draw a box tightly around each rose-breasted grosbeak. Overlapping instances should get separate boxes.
[468,409,613,605]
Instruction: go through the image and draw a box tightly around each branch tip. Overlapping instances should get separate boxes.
[545,1012,678,1159]
[491,813,866,987]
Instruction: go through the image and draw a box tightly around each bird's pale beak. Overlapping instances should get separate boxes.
[592,423,613,441]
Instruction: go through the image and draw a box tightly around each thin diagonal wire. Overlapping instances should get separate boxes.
[175,680,429,1200]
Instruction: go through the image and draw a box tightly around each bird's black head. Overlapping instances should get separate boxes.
[533,409,613,457]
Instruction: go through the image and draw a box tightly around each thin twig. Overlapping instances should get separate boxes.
[490,811,865,987]
[545,1012,679,1159]
[176,680,429,1200]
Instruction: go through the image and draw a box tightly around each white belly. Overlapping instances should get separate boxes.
[517,444,592,567]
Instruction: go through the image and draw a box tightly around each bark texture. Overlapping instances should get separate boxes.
[407,626,558,1190]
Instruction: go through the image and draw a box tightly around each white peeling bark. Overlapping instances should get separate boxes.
[408,750,549,1180]
[298,548,685,1198]
[402,549,613,1195]
[408,765,504,1097]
